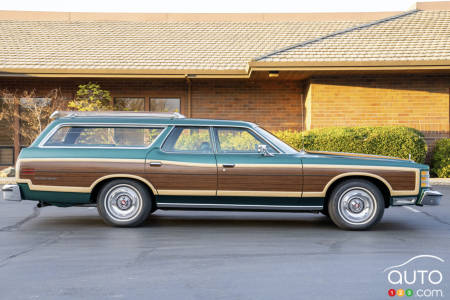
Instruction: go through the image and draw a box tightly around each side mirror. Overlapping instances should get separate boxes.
[257,144,274,157]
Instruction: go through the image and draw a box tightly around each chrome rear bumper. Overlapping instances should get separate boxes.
[2,184,22,201]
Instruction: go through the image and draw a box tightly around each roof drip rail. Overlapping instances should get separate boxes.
[50,111,186,119]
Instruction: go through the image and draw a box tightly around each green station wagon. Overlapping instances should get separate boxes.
[2,111,441,230]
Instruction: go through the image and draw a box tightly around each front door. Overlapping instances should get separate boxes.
[213,127,302,209]
[145,126,217,206]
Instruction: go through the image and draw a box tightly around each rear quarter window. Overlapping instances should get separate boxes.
[44,126,163,147]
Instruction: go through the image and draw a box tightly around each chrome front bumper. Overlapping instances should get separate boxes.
[392,190,442,206]
[2,184,22,201]
[419,190,442,206]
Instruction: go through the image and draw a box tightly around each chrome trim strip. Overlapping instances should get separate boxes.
[157,203,323,210]
[38,123,168,149]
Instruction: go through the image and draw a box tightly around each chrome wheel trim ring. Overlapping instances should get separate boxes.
[104,184,143,222]
[337,187,377,225]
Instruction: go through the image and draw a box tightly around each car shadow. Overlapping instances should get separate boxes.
[20,210,421,232]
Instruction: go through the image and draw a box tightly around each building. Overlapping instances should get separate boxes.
[1,1,449,165]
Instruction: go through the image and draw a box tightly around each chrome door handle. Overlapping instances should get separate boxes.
[222,164,235,168]
[149,162,162,167]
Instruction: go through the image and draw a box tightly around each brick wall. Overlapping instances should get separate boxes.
[0,77,305,148]
[307,74,449,130]
[307,74,450,147]
[191,79,304,131]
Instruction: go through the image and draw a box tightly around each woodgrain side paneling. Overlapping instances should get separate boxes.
[302,166,417,193]
[144,173,216,190]
[145,163,217,190]
[20,160,144,187]
[218,175,301,191]
[218,164,302,193]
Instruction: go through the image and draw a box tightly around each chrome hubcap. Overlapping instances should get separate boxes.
[105,184,142,221]
[348,198,364,213]
[338,188,376,224]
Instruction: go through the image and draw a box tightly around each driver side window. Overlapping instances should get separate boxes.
[215,127,276,153]
[162,126,212,153]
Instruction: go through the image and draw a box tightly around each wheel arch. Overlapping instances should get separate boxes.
[323,173,392,209]
[89,174,157,203]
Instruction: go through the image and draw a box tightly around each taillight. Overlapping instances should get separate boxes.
[21,168,35,176]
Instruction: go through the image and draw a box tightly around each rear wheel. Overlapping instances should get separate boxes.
[328,179,384,230]
[97,179,152,227]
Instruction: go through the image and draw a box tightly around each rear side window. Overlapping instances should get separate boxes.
[44,126,163,147]
[162,126,212,153]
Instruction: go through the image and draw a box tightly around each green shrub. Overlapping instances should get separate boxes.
[431,139,450,178]
[274,126,427,163]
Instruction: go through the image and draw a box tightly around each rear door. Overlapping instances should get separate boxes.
[145,126,217,206]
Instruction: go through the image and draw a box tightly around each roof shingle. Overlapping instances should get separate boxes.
[256,10,450,63]
[0,19,364,72]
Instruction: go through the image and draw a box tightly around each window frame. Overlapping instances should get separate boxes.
[39,123,167,149]
[160,126,214,154]
[160,125,282,154]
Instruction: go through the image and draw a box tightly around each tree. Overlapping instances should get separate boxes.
[68,82,112,111]
[0,89,67,159]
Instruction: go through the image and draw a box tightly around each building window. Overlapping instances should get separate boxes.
[150,98,180,113]
[114,97,145,111]
[0,146,14,166]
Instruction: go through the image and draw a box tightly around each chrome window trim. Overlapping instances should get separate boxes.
[38,123,168,150]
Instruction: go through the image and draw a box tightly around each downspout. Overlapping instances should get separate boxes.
[186,77,192,118]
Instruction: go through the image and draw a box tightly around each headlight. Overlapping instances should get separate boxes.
[421,170,430,188]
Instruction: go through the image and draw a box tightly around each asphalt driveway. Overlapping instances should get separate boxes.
[0,186,449,300]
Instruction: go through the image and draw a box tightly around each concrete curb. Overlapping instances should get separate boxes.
[430,178,450,186]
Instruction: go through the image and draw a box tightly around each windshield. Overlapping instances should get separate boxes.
[254,127,298,154]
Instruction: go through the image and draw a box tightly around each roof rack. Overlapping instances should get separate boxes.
[50,111,186,119]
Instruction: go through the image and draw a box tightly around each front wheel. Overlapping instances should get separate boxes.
[97,179,153,227]
[328,179,384,230]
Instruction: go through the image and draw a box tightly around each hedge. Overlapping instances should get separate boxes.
[274,126,427,163]
[431,139,450,178]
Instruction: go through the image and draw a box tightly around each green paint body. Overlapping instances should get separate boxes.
[18,116,429,208]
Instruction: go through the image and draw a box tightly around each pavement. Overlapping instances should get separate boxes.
[0,186,449,300]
